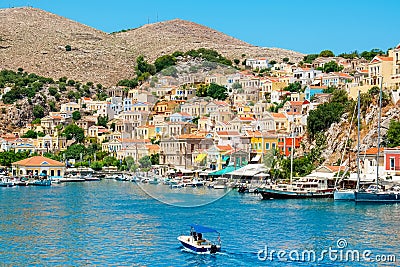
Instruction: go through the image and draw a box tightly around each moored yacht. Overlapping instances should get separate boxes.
[259,176,334,199]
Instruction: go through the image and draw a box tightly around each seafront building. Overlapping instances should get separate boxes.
[11,156,65,178]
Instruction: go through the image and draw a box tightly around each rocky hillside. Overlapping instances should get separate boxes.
[304,100,400,170]
[114,18,304,63]
[0,7,304,86]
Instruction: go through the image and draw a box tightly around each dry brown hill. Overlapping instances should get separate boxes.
[0,7,304,86]
[114,18,304,62]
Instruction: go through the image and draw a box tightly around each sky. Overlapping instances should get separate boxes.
[2,0,400,55]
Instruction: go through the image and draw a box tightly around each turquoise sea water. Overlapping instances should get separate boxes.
[0,180,399,266]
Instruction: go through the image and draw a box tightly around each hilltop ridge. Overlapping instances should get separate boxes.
[0,7,303,86]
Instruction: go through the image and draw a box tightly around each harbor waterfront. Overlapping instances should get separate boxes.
[0,180,399,266]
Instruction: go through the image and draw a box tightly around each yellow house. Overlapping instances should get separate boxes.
[12,156,65,178]
[390,45,400,90]
[248,131,278,162]
[271,113,289,133]
[135,125,156,140]
[367,55,393,86]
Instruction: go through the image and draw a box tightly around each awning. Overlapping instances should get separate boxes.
[195,153,207,162]
[251,154,261,162]
[228,164,267,177]
[189,224,219,233]
[255,172,270,177]
[208,166,236,176]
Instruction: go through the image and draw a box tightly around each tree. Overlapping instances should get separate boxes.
[48,87,58,96]
[232,82,242,90]
[331,89,349,104]
[136,55,156,75]
[123,156,139,172]
[233,58,240,65]
[63,144,86,160]
[323,86,337,94]
[62,124,85,143]
[192,116,199,125]
[72,111,81,121]
[385,120,400,148]
[284,82,302,93]
[65,45,72,51]
[282,57,289,63]
[303,54,319,64]
[323,61,343,73]
[196,84,208,97]
[207,83,228,100]
[90,161,103,171]
[102,156,119,166]
[0,151,30,167]
[150,153,159,165]
[33,105,45,119]
[48,101,57,112]
[154,55,176,72]
[338,51,359,59]
[22,130,37,138]
[139,155,152,169]
[319,50,335,57]
[97,115,108,128]
[360,49,385,61]
[307,102,344,138]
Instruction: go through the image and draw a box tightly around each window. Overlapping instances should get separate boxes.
[390,157,395,170]
[266,143,270,150]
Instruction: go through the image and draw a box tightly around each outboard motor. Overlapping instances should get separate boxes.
[210,244,218,254]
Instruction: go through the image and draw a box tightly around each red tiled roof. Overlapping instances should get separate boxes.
[290,101,304,106]
[145,144,160,150]
[239,117,255,121]
[364,147,384,155]
[216,144,233,151]
[325,166,346,172]
[117,138,150,143]
[271,113,286,119]
[376,56,393,62]
[216,131,241,136]
[286,112,301,115]
[12,156,64,167]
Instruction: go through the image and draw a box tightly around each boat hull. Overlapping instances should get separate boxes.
[334,190,355,201]
[178,236,220,254]
[355,191,400,203]
[260,189,333,199]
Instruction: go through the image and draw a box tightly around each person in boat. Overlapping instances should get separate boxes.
[192,231,197,241]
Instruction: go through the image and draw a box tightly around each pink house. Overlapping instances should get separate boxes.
[384,147,400,177]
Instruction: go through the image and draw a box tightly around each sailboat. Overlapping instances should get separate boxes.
[334,90,361,201]
[354,79,400,203]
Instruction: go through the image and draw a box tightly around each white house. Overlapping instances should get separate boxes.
[246,58,269,70]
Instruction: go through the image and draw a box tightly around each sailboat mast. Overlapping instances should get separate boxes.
[290,118,294,185]
[376,78,383,188]
[356,90,361,191]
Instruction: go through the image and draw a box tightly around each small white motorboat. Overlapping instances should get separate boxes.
[178,224,221,254]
